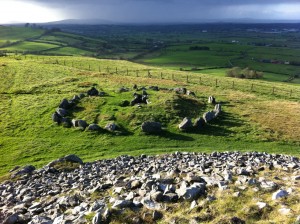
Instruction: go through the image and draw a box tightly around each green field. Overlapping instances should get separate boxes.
[0,55,299,178]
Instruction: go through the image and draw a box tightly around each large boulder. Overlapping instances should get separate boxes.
[77,120,88,129]
[52,112,61,123]
[87,124,101,131]
[61,117,72,128]
[105,123,117,132]
[178,117,193,130]
[176,182,206,201]
[193,117,205,129]
[272,189,289,200]
[47,154,83,168]
[11,165,35,178]
[87,87,99,96]
[141,121,162,134]
[59,99,71,109]
[56,108,68,117]
[203,111,216,123]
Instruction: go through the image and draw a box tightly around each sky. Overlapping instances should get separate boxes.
[0,0,300,24]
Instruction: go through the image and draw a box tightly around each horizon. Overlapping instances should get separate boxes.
[1,0,300,24]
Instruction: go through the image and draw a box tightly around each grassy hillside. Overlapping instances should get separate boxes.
[0,55,299,177]
[0,26,104,56]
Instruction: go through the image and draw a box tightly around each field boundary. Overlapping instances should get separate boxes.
[4,55,300,99]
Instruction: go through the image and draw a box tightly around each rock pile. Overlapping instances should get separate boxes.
[51,87,116,132]
[1,152,299,224]
[179,96,222,131]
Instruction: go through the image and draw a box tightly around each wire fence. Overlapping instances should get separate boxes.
[5,55,300,99]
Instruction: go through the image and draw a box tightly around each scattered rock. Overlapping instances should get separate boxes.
[256,202,267,209]
[272,189,289,200]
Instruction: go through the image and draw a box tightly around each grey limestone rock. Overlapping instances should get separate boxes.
[178,117,193,130]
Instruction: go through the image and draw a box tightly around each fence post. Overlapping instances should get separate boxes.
[290,89,292,97]
[251,83,254,91]
[232,81,235,89]
[89,64,91,71]
[136,70,139,77]
[116,67,118,74]
[186,75,189,83]
[215,79,218,87]
[160,72,163,79]
[272,87,275,94]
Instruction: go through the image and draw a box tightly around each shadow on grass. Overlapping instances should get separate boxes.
[188,111,244,137]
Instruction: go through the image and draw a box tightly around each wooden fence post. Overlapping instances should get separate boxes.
[160,72,163,79]
[186,75,189,83]
[272,87,275,94]
[251,83,254,91]
[215,79,218,87]
[232,81,235,89]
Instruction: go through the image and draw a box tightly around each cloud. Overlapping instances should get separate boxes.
[10,0,300,22]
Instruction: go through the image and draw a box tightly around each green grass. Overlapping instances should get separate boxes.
[0,55,299,177]
[45,47,93,55]
[0,26,44,41]
[1,41,59,52]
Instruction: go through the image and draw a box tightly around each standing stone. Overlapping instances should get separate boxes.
[52,112,61,123]
[77,120,88,129]
[203,111,216,123]
[193,117,205,129]
[59,99,70,109]
[208,96,216,104]
[178,117,193,130]
[87,124,101,131]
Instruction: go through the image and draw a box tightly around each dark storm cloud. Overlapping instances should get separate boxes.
[24,0,300,22]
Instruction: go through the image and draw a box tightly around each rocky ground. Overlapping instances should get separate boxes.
[1,152,300,224]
